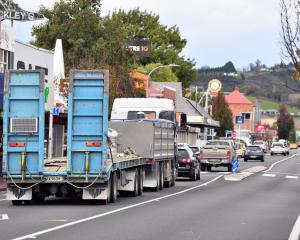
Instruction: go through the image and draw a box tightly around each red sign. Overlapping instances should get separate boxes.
[232,131,237,138]
[256,124,266,132]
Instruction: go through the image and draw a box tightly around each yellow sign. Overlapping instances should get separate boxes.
[208,79,222,95]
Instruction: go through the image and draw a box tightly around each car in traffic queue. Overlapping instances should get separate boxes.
[244,145,264,162]
[188,145,201,161]
[253,140,268,153]
[177,145,201,181]
[289,142,298,150]
[270,142,288,156]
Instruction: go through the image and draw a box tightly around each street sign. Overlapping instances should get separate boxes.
[235,116,244,125]
[52,107,60,116]
[225,130,232,138]
[208,79,222,96]
[232,159,238,173]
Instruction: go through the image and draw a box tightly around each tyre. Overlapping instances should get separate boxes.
[138,168,143,196]
[189,167,197,181]
[244,158,248,162]
[200,163,206,171]
[261,157,264,162]
[159,163,164,190]
[12,200,22,206]
[197,165,201,180]
[207,165,212,172]
[227,164,232,172]
[170,166,176,187]
[109,172,117,203]
[271,153,274,156]
[283,152,286,156]
[130,170,139,197]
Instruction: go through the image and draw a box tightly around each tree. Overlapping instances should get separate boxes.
[103,8,197,88]
[277,104,295,140]
[223,61,237,73]
[137,63,178,82]
[280,0,300,75]
[212,92,234,137]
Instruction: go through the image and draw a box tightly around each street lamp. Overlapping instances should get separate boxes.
[146,64,179,97]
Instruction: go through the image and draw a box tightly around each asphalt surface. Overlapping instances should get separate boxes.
[1,150,300,240]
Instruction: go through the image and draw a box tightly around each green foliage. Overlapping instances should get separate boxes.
[137,63,178,82]
[277,104,295,140]
[104,8,197,88]
[198,61,237,74]
[212,92,234,137]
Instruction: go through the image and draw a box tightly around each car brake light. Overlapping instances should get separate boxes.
[86,141,101,147]
[181,158,191,164]
[226,150,231,158]
[9,142,26,147]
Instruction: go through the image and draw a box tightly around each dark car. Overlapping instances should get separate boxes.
[177,146,200,181]
[244,145,264,162]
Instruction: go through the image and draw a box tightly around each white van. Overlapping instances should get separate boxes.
[111,98,175,121]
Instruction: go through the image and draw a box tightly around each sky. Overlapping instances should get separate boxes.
[11,0,281,70]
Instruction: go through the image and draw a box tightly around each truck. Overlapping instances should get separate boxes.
[200,140,236,172]
[2,70,175,205]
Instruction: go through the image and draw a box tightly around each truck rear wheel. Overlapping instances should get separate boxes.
[201,164,206,171]
[207,165,212,172]
[138,168,143,196]
[12,200,22,206]
[159,163,164,190]
[109,172,117,203]
[197,166,201,180]
[130,170,139,197]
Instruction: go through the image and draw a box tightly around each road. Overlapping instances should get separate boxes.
[1,151,300,240]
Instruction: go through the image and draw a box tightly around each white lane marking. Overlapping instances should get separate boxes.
[289,214,300,240]
[264,153,300,173]
[286,176,299,179]
[12,176,223,240]
[0,214,8,221]
[262,173,276,177]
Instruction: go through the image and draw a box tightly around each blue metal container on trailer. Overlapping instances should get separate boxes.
[2,70,45,178]
[67,70,109,178]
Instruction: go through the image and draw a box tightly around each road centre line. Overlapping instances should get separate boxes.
[262,174,276,177]
[285,176,299,179]
[264,153,300,173]
[289,214,300,240]
[12,175,223,240]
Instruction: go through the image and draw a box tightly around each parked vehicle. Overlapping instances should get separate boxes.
[177,146,200,181]
[270,142,287,156]
[3,70,176,206]
[200,140,236,172]
[253,140,268,153]
[289,143,298,150]
[244,145,264,162]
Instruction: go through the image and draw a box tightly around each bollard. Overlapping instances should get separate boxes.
[232,159,239,173]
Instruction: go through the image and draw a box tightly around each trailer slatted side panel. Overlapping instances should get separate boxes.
[3,71,45,175]
[67,70,109,175]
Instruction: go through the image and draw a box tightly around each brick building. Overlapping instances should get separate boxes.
[225,88,255,132]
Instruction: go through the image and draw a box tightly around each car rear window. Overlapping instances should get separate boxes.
[207,141,229,146]
[248,146,261,151]
[272,143,283,147]
[177,149,189,159]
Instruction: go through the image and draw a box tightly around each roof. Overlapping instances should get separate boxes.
[112,98,174,110]
[15,40,54,55]
[225,87,252,104]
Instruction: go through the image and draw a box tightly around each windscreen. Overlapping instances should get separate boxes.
[189,147,198,154]
[127,111,156,120]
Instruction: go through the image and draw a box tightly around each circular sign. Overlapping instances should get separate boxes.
[208,79,222,96]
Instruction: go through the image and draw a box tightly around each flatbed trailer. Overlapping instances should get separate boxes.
[2,70,155,205]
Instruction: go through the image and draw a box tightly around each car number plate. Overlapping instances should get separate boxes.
[45,176,63,182]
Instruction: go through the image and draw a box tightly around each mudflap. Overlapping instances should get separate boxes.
[82,187,108,200]
[143,163,159,188]
[7,188,32,201]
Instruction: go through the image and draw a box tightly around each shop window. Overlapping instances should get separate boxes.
[242,113,251,119]
[17,61,25,70]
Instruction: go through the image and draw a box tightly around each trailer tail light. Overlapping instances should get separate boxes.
[9,142,26,147]
[226,150,231,158]
[85,141,101,147]
[181,158,192,164]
